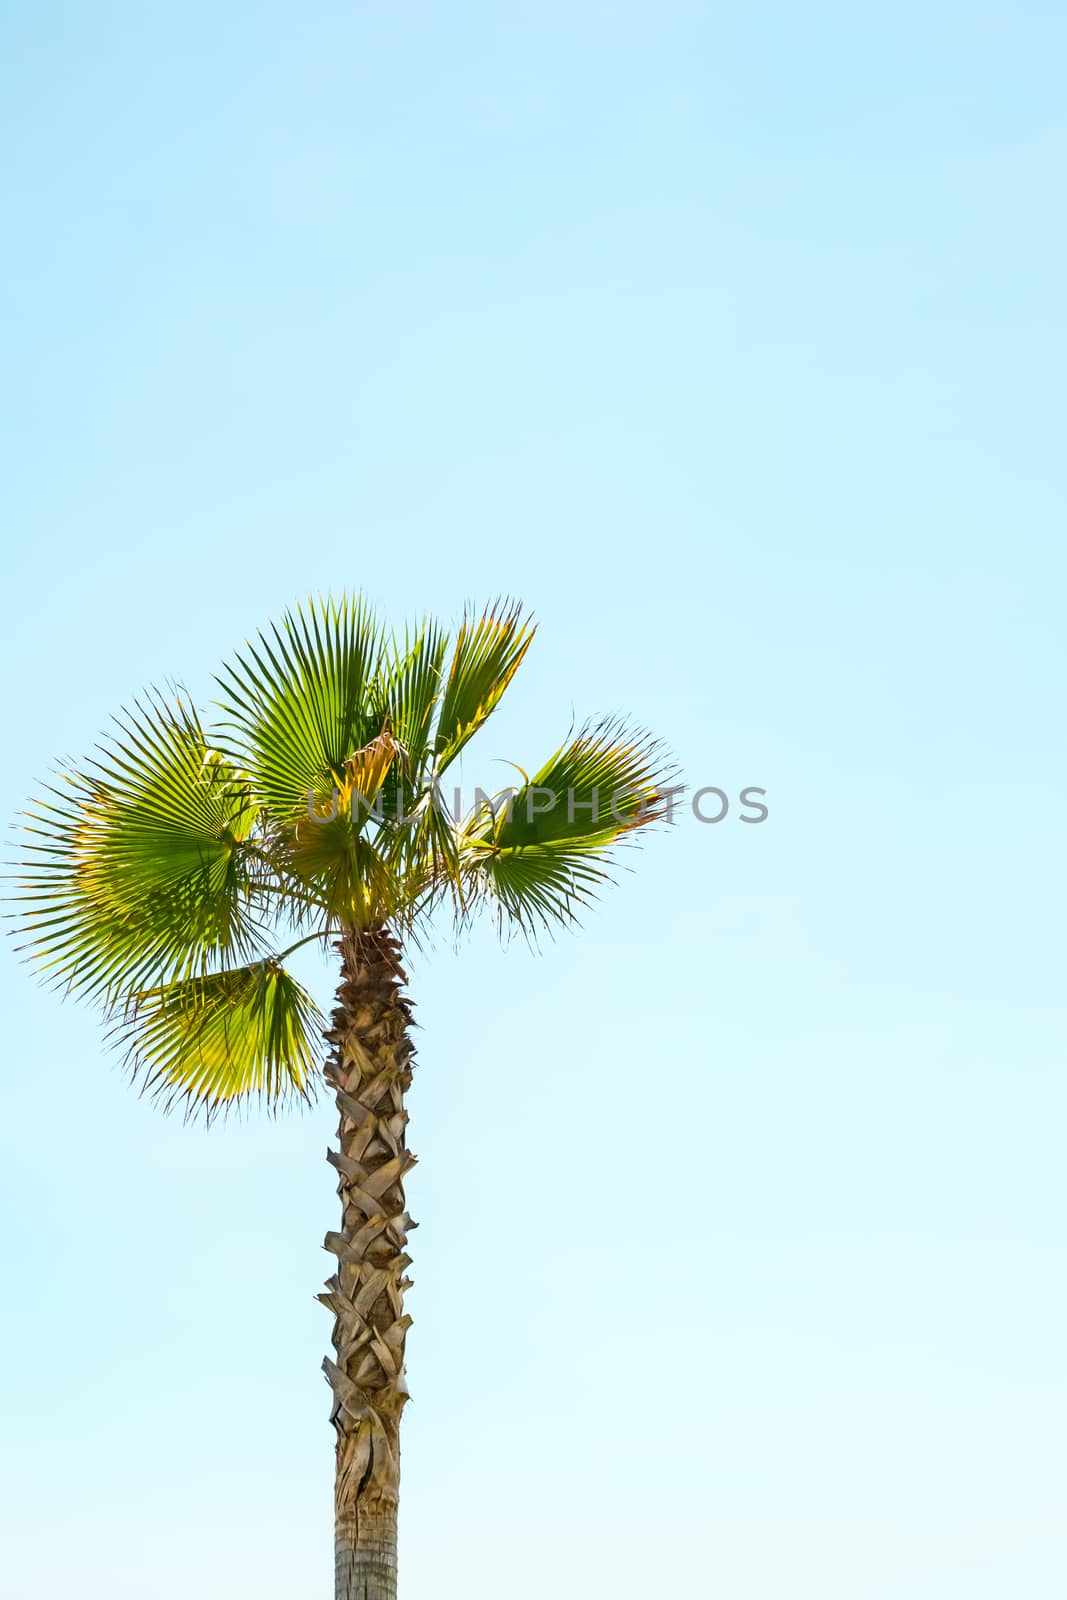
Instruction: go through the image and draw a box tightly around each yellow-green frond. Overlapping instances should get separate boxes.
[12,693,264,1004]
[215,595,385,819]
[370,620,448,777]
[116,960,324,1116]
[433,600,535,771]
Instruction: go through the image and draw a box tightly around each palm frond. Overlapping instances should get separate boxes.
[284,807,406,930]
[12,693,265,1004]
[215,595,384,819]
[461,717,678,932]
[370,620,448,779]
[344,726,401,813]
[382,784,464,914]
[115,960,324,1116]
[433,600,535,771]
[481,717,676,848]
[462,840,614,937]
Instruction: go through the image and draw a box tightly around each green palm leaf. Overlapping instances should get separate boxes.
[482,717,674,848]
[461,718,677,931]
[286,805,405,928]
[13,693,264,1004]
[216,596,384,819]
[370,620,448,778]
[433,600,535,771]
[116,960,323,1115]
[462,840,613,935]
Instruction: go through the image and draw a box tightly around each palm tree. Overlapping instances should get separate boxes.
[11,596,673,1600]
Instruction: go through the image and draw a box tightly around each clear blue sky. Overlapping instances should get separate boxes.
[2,4,1065,1597]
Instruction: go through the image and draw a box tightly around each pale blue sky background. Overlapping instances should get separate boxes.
[1,4,1065,1596]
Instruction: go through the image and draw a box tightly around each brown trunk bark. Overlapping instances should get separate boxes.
[320,926,416,1600]
[335,1501,398,1600]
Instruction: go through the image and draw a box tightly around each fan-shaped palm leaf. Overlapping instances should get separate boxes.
[216,596,384,819]
[460,718,677,932]
[116,960,323,1114]
[433,600,534,771]
[13,693,264,1004]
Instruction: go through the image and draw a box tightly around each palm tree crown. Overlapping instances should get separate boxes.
[13,596,674,1117]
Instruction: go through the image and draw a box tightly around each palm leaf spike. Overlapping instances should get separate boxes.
[6,595,677,1600]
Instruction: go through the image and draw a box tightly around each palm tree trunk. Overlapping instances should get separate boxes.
[320,926,416,1600]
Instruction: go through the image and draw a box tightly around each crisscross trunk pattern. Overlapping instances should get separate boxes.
[321,927,416,1600]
